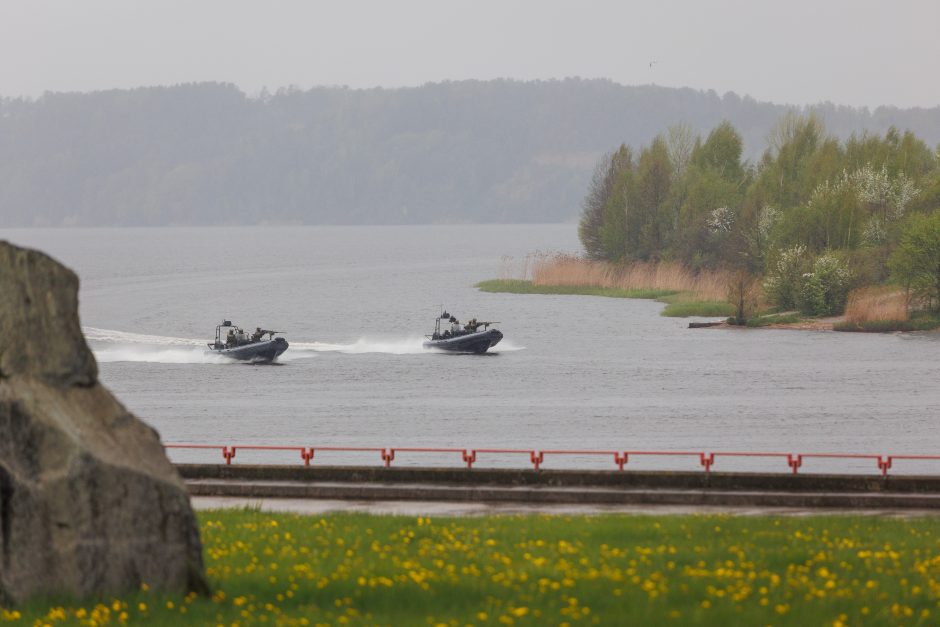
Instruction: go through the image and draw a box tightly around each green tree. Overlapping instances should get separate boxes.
[673,165,741,267]
[759,113,829,209]
[579,147,631,259]
[630,136,673,259]
[889,211,940,311]
[692,121,744,182]
[598,150,635,260]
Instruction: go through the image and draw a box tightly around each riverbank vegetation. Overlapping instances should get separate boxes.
[475,278,676,301]
[478,256,735,317]
[476,278,735,318]
[563,115,940,329]
[7,510,940,625]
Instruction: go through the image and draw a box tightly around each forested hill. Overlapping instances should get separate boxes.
[2,79,939,227]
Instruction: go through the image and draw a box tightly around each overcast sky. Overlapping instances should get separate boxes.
[2,0,938,108]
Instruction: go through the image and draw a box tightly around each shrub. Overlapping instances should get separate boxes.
[798,253,851,316]
[763,245,808,310]
[799,273,827,316]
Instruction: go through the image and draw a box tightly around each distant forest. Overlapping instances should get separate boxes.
[2,79,939,227]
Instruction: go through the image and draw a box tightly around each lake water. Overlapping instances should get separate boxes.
[3,225,939,474]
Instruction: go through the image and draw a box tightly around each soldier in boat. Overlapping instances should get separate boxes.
[423,309,502,354]
[209,320,289,362]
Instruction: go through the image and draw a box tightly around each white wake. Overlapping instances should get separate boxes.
[84,326,259,364]
[293,336,525,354]
[93,346,231,364]
[290,337,428,355]
[83,327,523,363]
[83,327,204,346]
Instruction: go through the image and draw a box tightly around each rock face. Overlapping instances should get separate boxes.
[0,241,207,604]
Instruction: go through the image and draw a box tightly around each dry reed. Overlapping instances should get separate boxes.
[528,254,731,301]
[844,286,908,323]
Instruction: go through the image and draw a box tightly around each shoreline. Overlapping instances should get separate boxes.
[696,317,842,331]
[474,279,921,333]
[475,278,736,318]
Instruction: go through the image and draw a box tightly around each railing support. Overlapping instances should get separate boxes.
[700,453,715,473]
[614,453,626,471]
[879,456,891,477]
[463,450,476,469]
[788,454,802,474]
[530,451,543,470]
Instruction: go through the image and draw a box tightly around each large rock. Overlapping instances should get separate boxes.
[0,241,207,604]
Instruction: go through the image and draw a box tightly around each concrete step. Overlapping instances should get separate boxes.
[184,479,940,509]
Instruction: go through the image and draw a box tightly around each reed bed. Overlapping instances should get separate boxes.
[529,254,731,302]
[844,286,908,324]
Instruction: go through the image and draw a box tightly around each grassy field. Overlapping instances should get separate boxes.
[8,510,940,625]
[476,279,732,318]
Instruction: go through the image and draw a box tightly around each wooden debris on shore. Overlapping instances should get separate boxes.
[688,321,724,328]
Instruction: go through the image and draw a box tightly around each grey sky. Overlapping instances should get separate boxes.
[2,0,938,108]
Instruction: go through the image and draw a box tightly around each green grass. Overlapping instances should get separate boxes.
[10,510,940,625]
[658,297,736,318]
[834,313,940,333]
[746,313,803,328]
[476,279,733,318]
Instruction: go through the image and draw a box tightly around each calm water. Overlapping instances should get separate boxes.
[3,225,939,473]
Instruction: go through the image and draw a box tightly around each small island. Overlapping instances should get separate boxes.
[481,115,940,332]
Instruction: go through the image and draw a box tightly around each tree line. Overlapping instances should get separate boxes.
[2,80,940,227]
[579,116,940,315]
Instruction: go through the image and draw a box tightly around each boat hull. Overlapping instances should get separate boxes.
[211,338,289,362]
[423,329,503,354]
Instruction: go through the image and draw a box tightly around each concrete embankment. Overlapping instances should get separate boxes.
[177,464,940,510]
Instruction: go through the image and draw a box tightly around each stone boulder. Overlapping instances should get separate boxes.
[0,241,207,604]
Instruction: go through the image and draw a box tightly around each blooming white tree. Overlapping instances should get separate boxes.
[706,206,734,234]
[800,253,852,316]
[764,244,808,310]
[806,163,920,249]
[849,164,918,221]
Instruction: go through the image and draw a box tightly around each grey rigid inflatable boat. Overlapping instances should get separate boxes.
[207,320,289,362]
[423,310,502,354]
